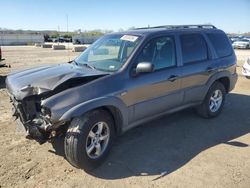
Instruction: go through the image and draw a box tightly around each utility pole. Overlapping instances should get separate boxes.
[66,14,70,62]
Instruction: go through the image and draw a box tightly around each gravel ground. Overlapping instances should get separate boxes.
[0,46,250,188]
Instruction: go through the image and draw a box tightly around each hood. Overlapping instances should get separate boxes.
[6,63,108,100]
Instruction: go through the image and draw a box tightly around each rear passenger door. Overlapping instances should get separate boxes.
[178,33,216,104]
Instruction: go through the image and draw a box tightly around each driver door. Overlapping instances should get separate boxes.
[122,36,183,122]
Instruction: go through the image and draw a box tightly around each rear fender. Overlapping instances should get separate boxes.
[205,71,232,94]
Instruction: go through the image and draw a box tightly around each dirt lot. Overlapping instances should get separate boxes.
[0,46,250,188]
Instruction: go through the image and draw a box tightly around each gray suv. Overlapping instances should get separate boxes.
[6,25,238,170]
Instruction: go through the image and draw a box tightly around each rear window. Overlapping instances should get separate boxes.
[180,34,208,64]
[207,33,232,58]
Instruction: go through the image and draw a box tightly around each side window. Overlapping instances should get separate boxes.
[207,33,232,58]
[137,36,176,70]
[180,34,208,64]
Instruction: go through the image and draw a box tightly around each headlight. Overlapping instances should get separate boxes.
[41,106,51,118]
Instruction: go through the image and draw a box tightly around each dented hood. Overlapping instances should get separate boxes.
[6,63,107,100]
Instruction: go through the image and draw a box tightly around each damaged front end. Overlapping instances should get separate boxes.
[9,92,67,144]
[6,63,108,144]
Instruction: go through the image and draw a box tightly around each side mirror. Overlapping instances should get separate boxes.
[135,62,154,74]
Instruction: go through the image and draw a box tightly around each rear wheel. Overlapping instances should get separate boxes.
[64,109,115,171]
[196,82,226,118]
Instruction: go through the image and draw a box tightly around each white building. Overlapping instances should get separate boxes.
[0,33,44,45]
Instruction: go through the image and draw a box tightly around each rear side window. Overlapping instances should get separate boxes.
[207,33,232,58]
[180,34,208,64]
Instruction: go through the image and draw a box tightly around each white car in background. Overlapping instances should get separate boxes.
[233,39,250,49]
[242,58,250,79]
[243,37,250,41]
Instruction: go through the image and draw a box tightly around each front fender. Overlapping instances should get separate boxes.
[59,96,128,128]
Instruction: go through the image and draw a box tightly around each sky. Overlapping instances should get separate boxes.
[0,0,249,33]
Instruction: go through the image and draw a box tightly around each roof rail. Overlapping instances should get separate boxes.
[134,24,217,30]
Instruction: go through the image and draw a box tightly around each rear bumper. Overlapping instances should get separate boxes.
[229,73,238,92]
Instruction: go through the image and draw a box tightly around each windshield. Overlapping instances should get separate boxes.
[74,34,141,72]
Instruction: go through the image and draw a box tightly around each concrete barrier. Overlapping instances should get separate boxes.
[52,44,66,50]
[35,43,42,47]
[72,46,87,52]
[42,44,52,48]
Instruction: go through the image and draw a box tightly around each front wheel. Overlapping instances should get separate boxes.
[196,82,226,118]
[64,109,115,171]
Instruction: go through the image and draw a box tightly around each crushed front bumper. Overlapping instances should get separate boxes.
[15,117,48,144]
[10,97,67,144]
[9,94,50,144]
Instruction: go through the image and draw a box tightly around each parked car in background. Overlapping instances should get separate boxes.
[242,58,250,79]
[6,24,238,170]
[73,39,81,44]
[243,37,250,42]
[229,37,240,43]
[232,39,250,49]
[63,38,72,43]
[53,37,66,43]
[45,38,53,42]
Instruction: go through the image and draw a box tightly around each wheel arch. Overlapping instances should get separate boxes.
[100,105,124,135]
[206,71,231,93]
[217,76,230,93]
[59,96,128,135]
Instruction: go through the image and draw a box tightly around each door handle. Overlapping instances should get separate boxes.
[207,67,215,73]
[168,75,178,82]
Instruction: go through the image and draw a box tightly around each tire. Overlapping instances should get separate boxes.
[196,81,226,118]
[246,76,250,79]
[64,109,115,171]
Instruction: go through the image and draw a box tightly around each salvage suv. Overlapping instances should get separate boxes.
[6,25,237,170]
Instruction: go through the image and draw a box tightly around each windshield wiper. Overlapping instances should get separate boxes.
[74,60,96,70]
[72,59,79,66]
[82,63,96,70]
